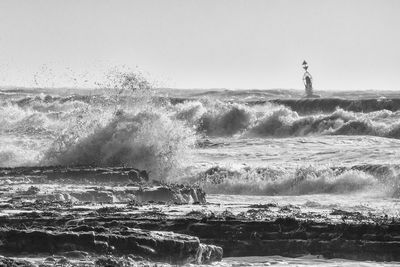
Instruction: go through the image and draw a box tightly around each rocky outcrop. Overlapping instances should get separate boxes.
[52,215,400,262]
[135,185,206,204]
[1,165,399,263]
[129,217,400,262]
[0,166,148,184]
[2,211,399,262]
[70,190,115,203]
[0,228,222,265]
[186,219,400,261]
[0,256,35,267]
[0,166,207,205]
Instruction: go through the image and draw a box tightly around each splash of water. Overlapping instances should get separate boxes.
[171,100,400,139]
[173,100,255,136]
[42,109,196,180]
[183,165,400,197]
[38,71,196,180]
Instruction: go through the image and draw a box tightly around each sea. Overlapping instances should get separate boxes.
[1,85,400,266]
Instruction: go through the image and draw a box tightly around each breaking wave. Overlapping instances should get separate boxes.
[5,88,400,141]
[4,82,400,182]
[245,107,395,138]
[0,73,197,179]
[42,109,196,179]
[4,94,400,171]
[269,98,400,114]
[170,100,400,139]
[173,100,255,136]
[184,165,400,197]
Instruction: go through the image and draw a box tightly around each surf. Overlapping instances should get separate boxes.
[183,164,400,197]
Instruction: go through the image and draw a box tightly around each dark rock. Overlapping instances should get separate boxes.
[60,250,89,258]
[0,256,35,267]
[23,186,40,195]
[70,190,114,203]
[128,169,149,183]
[197,244,223,264]
[135,186,206,204]
[0,228,222,265]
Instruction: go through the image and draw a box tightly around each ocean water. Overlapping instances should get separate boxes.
[213,256,400,266]
[1,86,400,265]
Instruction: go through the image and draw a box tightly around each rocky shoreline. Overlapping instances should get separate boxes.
[0,166,399,265]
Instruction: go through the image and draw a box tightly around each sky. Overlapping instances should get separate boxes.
[0,0,399,90]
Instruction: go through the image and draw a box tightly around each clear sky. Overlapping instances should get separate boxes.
[0,0,399,90]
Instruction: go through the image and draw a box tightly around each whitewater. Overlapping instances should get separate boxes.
[1,85,400,265]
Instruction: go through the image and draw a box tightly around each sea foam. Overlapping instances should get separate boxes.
[184,165,400,197]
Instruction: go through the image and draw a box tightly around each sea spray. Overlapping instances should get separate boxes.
[43,110,196,179]
[270,97,400,114]
[182,165,400,197]
[99,69,156,112]
[171,100,400,139]
[6,92,400,140]
[173,100,255,136]
[4,86,400,178]
[40,71,197,180]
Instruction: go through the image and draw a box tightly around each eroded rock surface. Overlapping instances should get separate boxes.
[1,166,400,264]
[0,228,222,264]
[136,186,206,204]
[0,166,206,205]
[0,166,216,265]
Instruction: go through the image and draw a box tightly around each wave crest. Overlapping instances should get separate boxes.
[269,98,400,114]
[42,109,196,180]
[174,100,254,136]
[185,165,399,197]
[170,100,400,139]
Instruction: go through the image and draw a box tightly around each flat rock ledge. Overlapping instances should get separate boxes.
[2,214,400,262]
[1,166,399,263]
[52,216,400,262]
[0,166,207,205]
[0,228,222,265]
[186,218,400,261]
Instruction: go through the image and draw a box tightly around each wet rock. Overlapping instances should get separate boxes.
[70,190,114,203]
[0,166,151,184]
[135,186,181,203]
[23,186,40,195]
[60,250,89,258]
[128,169,149,183]
[94,255,147,266]
[4,165,400,263]
[0,228,222,265]
[182,186,206,204]
[95,256,124,267]
[135,185,206,204]
[96,206,124,214]
[0,256,35,266]
[197,243,223,264]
